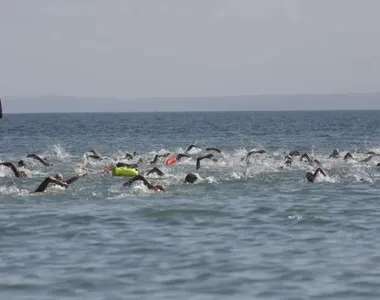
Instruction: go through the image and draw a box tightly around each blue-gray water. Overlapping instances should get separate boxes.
[1,111,380,299]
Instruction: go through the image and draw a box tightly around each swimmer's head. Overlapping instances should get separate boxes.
[125,153,133,160]
[18,160,26,167]
[306,172,314,182]
[185,173,198,184]
[20,171,27,177]
[314,159,321,166]
[54,173,63,181]
[133,151,138,156]
[377,163,380,167]
[285,160,292,166]
[333,149,340,155]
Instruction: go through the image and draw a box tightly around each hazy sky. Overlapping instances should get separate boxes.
[1,0,379,100]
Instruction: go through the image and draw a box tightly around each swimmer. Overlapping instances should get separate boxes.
[300,153,321,166]
[306,168,327,183]
[144,167,198,184]
[150,153,170,164]
[123,175,165,192]
[242,150,266,163]
[85,149,102,160]
[145,167,164,176]
[34,172,87,193]
[0,162,27,177]
[289,150,301,157]
[328,149,340,159]
[343,152,380,163]
[196,154,215,170]
[26,154,52,166]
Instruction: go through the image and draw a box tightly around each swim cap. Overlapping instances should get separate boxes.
[185,173,198,183]
[20,171,27,177]
[54,173,63,181]
[333,149,340,155]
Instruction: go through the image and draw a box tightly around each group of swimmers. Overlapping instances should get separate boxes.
[1,145,380,193]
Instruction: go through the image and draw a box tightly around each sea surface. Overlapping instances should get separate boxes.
[1,110,380,299]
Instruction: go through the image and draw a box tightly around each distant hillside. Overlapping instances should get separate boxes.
[2,93,380,113]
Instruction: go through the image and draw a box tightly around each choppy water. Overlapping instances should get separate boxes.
[1,110,380,299]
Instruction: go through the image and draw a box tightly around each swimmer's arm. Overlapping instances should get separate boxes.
[65,173,87,185]
[315,168,327,177]
[245,150,266,161]
[300,153,313,164]
[26,154,52,166]
[150,155,159,164]
[146,167,164,176]
[205,147,221,153]
[176,153,190,161]
[196,154,214,170]
[34,177,69,193]
[360,154,380,163]
[185,144,201,153]
[123,175,153,189]
[0,162,23,177]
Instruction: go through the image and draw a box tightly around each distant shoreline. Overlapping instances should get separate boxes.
[3,109,380,115]
[2,93,379,113]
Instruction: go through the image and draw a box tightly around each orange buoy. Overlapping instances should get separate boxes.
[165,157,177,165]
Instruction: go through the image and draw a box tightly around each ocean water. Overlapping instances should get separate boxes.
[1,110,380,299]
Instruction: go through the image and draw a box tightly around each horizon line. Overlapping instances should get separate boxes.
[3,91,380,101]
[3,108,380,115]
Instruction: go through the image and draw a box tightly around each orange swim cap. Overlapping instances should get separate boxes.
[165,157,177,165]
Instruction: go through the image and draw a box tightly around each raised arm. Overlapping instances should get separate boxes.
[0,162,23,177]
[123,175,153,188]
[314,168,327,177]
[176,153,190,161]
[26,154,52,166]
[196,154,214,170]
[245,150,266,161]
[185,144,201,153]
[300,153,314,164]
[205,147,222,154]
[34,177,69,193]
[64,173,87,185]
[146,167,164,176]
[360,154,380,163]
